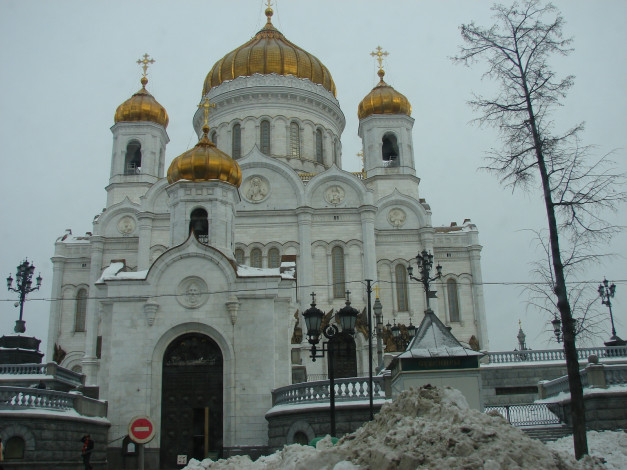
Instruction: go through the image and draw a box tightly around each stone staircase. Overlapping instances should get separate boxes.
[522,425,573,443]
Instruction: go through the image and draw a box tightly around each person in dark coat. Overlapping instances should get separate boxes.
[80,434,94,470]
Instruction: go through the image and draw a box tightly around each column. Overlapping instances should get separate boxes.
[469,244,489,350]
[46,256,66,361]
[296,208,314,305]
[82,236,104,385]
[137,212,154,270]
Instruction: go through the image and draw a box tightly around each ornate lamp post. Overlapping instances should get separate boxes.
[6,259,42,334]
[598,278,625,347]
[552,315,562,343]
[303,291,359,437]
[407,249,442,310]
[373,296,384,372]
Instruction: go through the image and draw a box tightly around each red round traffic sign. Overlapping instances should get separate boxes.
[128,415,156,444]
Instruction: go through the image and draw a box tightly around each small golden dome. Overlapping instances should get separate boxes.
[202,7,336,97]
[357,69,412,120]
[167,125,242,187]
[114,77,169,128]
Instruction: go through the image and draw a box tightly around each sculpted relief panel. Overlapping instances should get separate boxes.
[177,276,209,309]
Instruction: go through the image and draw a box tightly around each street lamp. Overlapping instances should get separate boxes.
[6,259,42,334]
[598,278,625,347]
[407,250,442,310]
[552,316,562,343]
[303,291,359,437]
[373,296,384,373]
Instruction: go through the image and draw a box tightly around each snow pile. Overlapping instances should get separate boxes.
[184,385,605,470]
[547,430,627,470]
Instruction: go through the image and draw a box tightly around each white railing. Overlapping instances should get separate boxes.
[539,363,627,399]
[272,376,386,406]
[486,346,627,364]
[0,362,83,387]
[0,386,74,410]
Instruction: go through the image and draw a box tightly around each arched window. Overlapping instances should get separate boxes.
[210,131,218,145]
[74,288,87,332]
[395,265,409,312]
[382,133,400,166]
[268,248,280,268]
[260,120,271,155]
[290,122,300,158]
[5,436,25,459]
[292,432,309,445]
[234,249,244,265]
[315,129,323,163]
[447,278,460,322]
[232,123,241,159]
[189,208,209,244]
[125,140,142,174]
[331,246,345,298]
[250,248,262,268]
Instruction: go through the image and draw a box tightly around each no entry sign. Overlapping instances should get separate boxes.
[128,415,156,444]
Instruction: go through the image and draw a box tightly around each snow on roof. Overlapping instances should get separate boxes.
[96,262,148,282]
[237,263,296,280]
[57,229,91,243]
[398,309,483,359]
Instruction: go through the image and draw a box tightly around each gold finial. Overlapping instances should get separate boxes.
[373,284,381,299]
[265,0,273,22]
[198,97,216,136]
[357,151,364,170]
[370,46,389,81]
[137,53,155,88]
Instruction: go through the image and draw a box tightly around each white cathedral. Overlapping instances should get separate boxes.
[46,5,488,466]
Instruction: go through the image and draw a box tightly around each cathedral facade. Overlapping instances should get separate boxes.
[46,6,488,466]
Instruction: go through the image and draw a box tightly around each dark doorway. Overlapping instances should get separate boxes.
[160,333,223,468]
[330,332,357,378]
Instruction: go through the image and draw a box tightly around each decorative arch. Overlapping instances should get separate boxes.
[125,139,142,175]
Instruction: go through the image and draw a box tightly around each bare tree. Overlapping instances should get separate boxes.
[453,0,625,459]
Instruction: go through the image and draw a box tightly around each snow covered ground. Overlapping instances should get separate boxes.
[182,385,616,470]
[547,431,627,470]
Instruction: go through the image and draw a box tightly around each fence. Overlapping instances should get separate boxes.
[484,403,561,426]
[486,346,627,364]
[273,376,385,406]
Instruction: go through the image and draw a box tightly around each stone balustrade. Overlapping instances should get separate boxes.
[485,346,627,364]
[539,363,627,399]
[0,362,84,387]
[272,376,386,407]
[0,385,108,417]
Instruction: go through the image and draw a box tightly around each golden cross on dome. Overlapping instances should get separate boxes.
[373,284,381,298]
[266,0,272,9]
[370,46,389,73]
[198,97,216,129]
[137,53,155,79]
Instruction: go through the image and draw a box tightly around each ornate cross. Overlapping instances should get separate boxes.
[373,284,381,298]
[370,46,389,72]
[310,292,317,303]
[266,0,272,8]
[198,97,216,128]
[137,53,155,78]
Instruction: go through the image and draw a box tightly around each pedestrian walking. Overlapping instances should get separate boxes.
[80,434,94,470]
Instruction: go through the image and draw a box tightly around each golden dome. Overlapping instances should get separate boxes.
[167,124,242,187]
[202,7,336,97]
[114,77,169,128]
[357,69,412,120]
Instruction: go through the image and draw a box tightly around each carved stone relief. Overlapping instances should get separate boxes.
[176,276,208,309]
[325,185,345,205]
[243,175,269,203]
[388,208,406,228]
[117,216,136,235]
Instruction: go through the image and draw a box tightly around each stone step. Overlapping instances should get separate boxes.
[522,425,573,443]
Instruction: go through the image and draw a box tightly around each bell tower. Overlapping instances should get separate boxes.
[107,54,169,206]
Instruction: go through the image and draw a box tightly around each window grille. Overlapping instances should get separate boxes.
[232,124,241,158]
[260,120,271,155]
[268,248,281,268]
[315,129,323,163]
[250,248,262,268]
[290,122,300,158]
[395,265,409,312]
[332,246,345,298]
[234,249,244,265]
[75,288,87,332]
[447,278,460,322]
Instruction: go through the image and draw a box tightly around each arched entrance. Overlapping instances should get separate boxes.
[160,333,223,468]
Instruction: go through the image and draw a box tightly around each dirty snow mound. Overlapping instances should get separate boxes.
[183,385,604,470]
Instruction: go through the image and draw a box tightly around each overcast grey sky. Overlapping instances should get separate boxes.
[0,0,625,354]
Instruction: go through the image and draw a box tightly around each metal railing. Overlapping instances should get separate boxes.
[272,376,385,406]
[485,403,561,426]
[486,346,627,364]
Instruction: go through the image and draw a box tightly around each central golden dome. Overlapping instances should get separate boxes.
[202,7,336,97]
[167,124,242,187]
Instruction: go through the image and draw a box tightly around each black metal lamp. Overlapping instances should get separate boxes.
[407,320,416,338]
[6,274,13,290]
[391,321,400,339]
[552,316,562,343]
[303,292,324,346]
[338,290,358,334]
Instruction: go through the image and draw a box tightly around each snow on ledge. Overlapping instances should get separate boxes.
[97,262,148,282]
